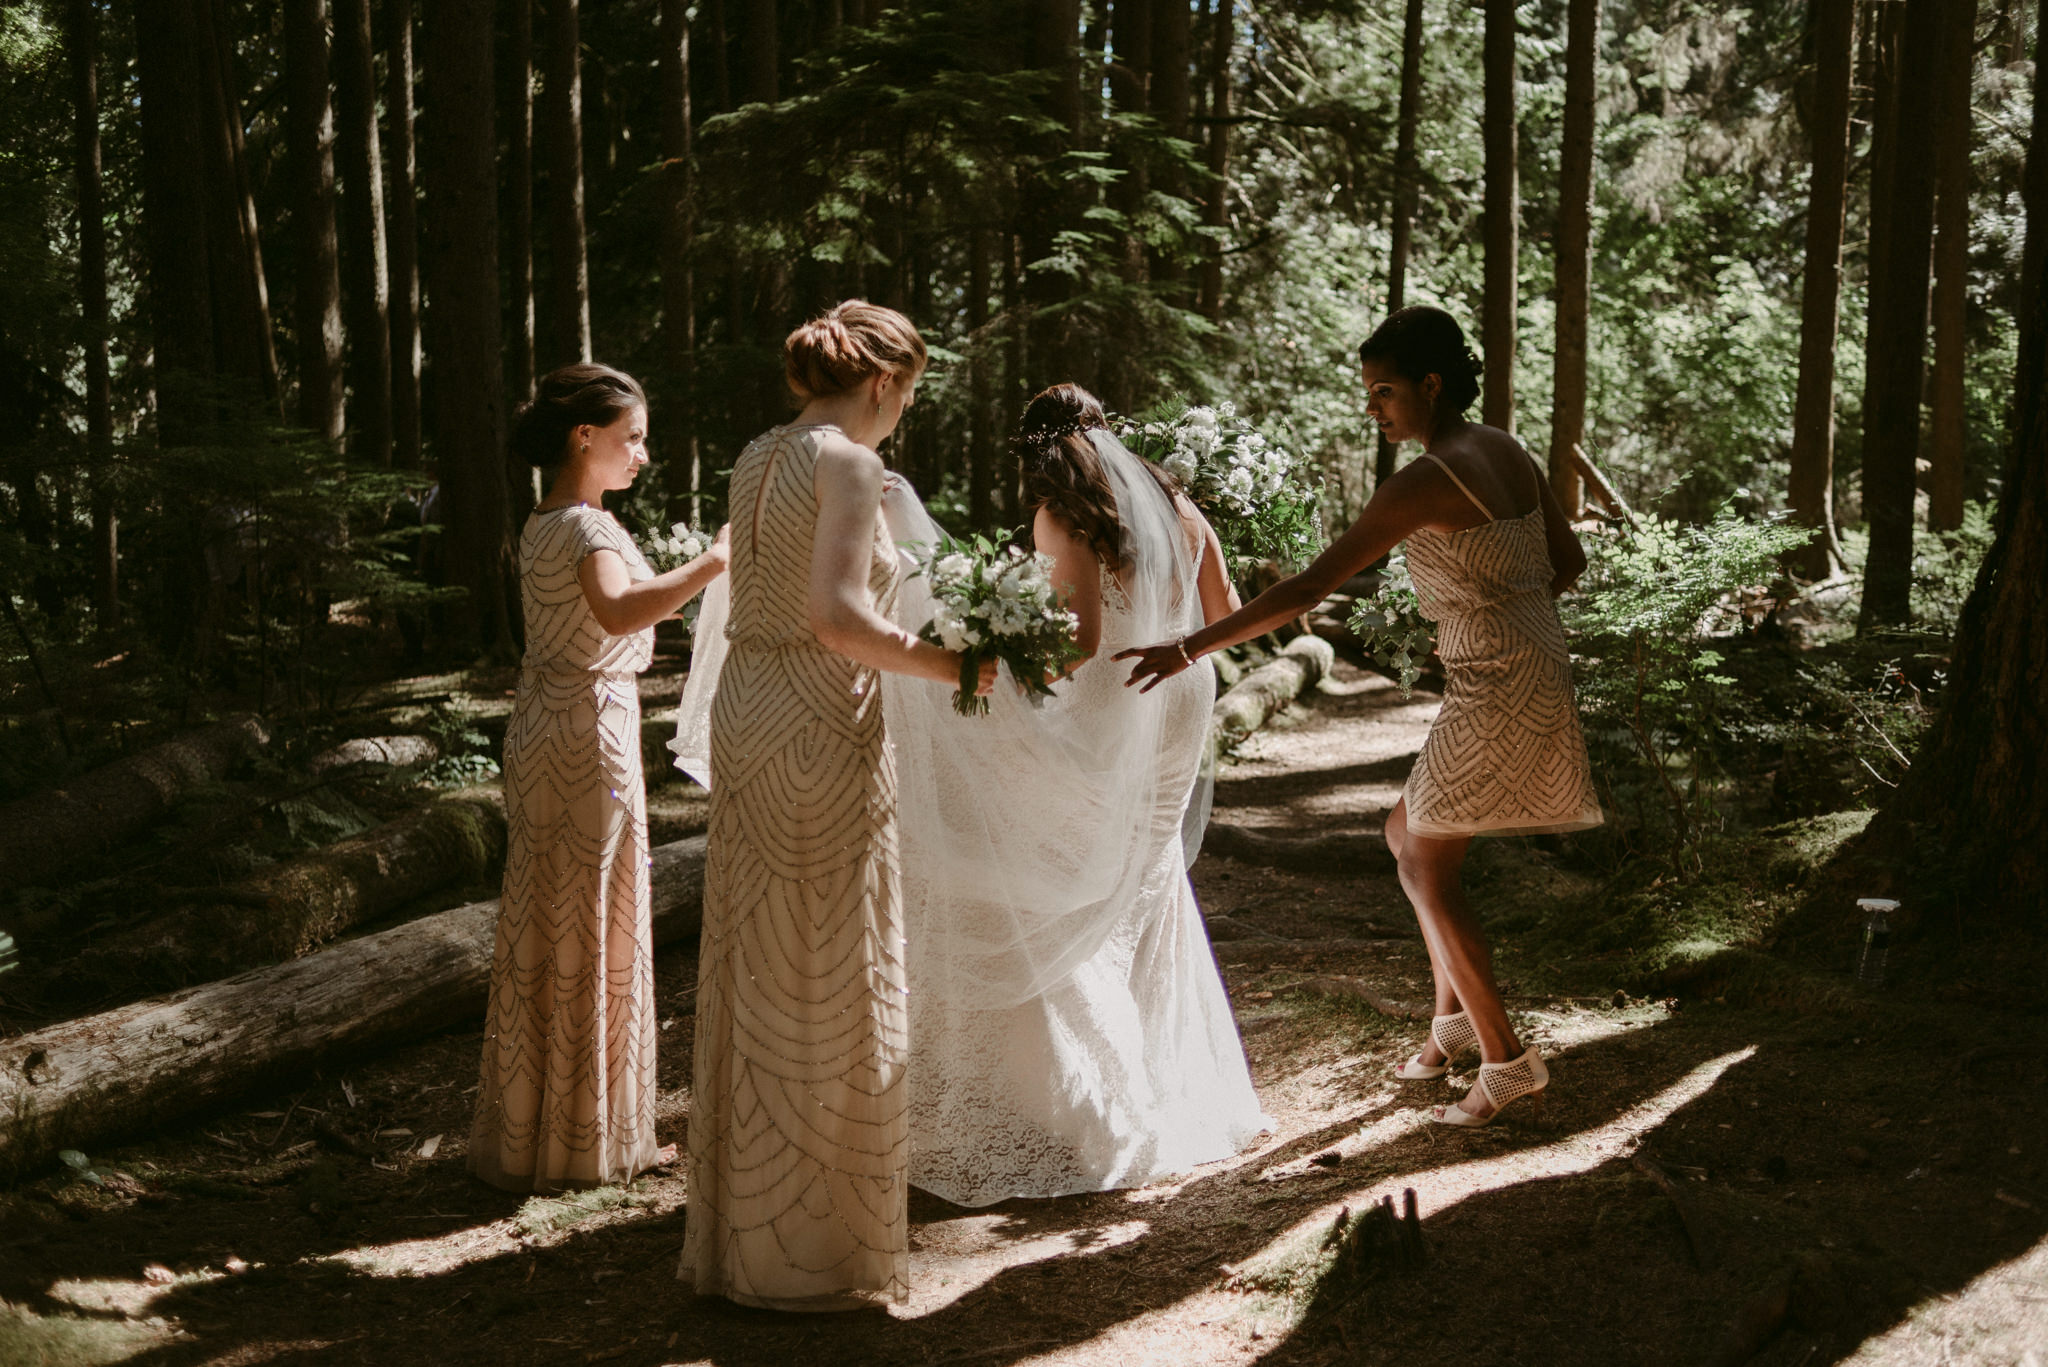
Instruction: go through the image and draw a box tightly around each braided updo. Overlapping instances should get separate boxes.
[509,363,648,467]
[1356,305,1484,417]
[1017,383,1179,575]
[784,300,927,402]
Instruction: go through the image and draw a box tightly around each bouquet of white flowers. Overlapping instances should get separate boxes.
[638,521,711,573]
[1116,400,1323,575]
[906,535,1085,717]
[1347,552,1437,697]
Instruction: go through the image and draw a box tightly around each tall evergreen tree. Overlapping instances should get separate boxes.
[1376,0,1426,489]
[1928,0,1978,532]
[66,0,116,624]
[285,0,347,442]
[1548,0,1596,512]
[509,0,538,402]
[336,0,393,466]
[542,0,592,367]
[385,0,423,468]
[1480,0,1517,431]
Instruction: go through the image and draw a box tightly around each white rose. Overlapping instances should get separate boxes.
[934,553,973,583]
[670,522,692,539]
[665,537,685,555]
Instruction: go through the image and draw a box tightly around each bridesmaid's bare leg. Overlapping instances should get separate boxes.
[1388,801,1462,1066]
[1391,802,1520,1117]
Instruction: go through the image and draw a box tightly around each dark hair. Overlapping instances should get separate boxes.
[510,363,648,467]
[1016,383,1179,574]
[1356,306,1483,418]
[784,299,928,402]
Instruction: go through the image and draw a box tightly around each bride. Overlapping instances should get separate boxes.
[891,384,1268,1204]
[675,383,1267,1207]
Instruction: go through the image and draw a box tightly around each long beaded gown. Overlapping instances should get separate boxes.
[680,425,911,1310]
[1400,452,1603,838]
[470,505,661,1194]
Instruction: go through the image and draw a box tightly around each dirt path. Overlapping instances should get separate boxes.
[4,664,2044,1367]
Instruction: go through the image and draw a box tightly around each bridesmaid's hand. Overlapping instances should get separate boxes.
[1113,640,1193,694]
[974,657,999,696]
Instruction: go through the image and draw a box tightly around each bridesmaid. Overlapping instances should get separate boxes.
[470,363,729,1193]
[680,302,993,1310]
[1119,307,1601,1128]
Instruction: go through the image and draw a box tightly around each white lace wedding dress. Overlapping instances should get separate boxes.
[672,430,1269,1209]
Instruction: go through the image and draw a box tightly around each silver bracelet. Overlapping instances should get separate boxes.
[1173,637,1195,668]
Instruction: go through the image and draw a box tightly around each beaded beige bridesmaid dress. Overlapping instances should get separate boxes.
[680,424,910,1311]
[470,506,661,1193]
[1401,452,1603,838]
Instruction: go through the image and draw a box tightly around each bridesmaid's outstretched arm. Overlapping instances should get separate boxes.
[579,526,730,637]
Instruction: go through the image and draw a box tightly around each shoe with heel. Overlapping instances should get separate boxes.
[1432,1045,1548,1127]
[1393,1011,1479,1081]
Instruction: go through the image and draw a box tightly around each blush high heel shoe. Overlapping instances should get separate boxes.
[1432,1045,1548,1126]
[1393,1011,1479,1081]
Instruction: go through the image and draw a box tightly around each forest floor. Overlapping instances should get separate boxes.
[3,662,2046,1367]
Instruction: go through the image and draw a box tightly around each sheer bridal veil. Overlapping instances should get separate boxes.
[670,427,1214,1012]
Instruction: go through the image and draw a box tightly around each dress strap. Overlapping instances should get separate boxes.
[1415,451,1497,522]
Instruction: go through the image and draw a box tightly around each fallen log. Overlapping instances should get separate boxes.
[71,796,507,989]
[1201,822,1395,875]
[0,715,270,895]
[0,836,706,1182]
[306,735,440,774]
[1212,634,1336,745]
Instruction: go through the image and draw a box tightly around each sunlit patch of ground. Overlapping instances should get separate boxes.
[1837,1233,2048,1366]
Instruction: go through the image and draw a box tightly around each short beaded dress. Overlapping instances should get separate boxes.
[1400,452,1603,839]
[469,506,662,1193]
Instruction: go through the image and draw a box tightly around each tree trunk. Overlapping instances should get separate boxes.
[745,0,777,103]
[74,797,507,989]
[542,0,592,367]
[508,0,538,404]
[335,0,393,467]
[1109,0,1152,288]
[67,0,116,626]
[1481,0,1518,432]
[1027,0,1085,386]
[1150,0,1191,298]
[1927,0,1977,532]
[0,716,270,901]
[194,0,281,405]
[132,0,215,442]
[1787,0,1855,580]
[660,0,701,522]
[0,837,706,1183]
[285,0,347,443]
[968,226,995,529]
[1375,0,1426,490]
[1859,0,1941,629]
[1546,0,1596,516]
[1212,634,1335,744]
[384,0,423,468]
[421,0,516,655]
[1196,0,1232,319]
[1856,27,2048,928]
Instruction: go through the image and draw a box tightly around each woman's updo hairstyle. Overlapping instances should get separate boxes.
[784,300,928,402]
[510,362,648,467]
[1017,383,1178,575]
[1356,305,1483,417]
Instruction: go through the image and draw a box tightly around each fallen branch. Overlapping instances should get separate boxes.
[0,836,705,1181]
[1633,1151,1720,1271]
[0,715,270,895]
[306,735,441,774]
[72,796,507,988]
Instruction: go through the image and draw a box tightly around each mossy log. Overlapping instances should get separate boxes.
[1211,634,1336,745]
[0,837,706,1182]
[306,734,441,773]
[0,715,270,895]
[72,796,507,988]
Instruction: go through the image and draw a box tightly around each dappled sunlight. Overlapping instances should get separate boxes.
[1835,1230,2048,1365]
[903,1218,1151,1316]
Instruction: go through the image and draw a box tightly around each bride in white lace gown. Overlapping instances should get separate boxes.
[674,384,1268,1209]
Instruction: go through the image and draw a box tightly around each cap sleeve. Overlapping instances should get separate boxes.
[563,507,633,564]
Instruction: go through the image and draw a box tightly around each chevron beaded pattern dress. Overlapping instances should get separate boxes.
[681,425,911,1311]
[1401,453,1603,839]
[470,506,661,1194]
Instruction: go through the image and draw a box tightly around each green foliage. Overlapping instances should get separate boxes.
[1345,554,1435,698]
[1564,508,1813,872]
[415,704,500,788]
[1912,501,1998,634]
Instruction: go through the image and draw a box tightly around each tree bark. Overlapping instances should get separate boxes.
[1788,0,1855,580]
[1927,0,1978,532]
[968,226,995,529]
[194,0,281,405]
[384,0,423,468]
[1027,0,1085,386]
[335,0,393,466]
[745,0,778,103]
[1548,0,1596,515]
[1150,0,1192,297]
[74,797,507,989]
[285,0,347,443]
[1376,0,1426,490]
[131,2,214,442]
[1857,22,2048,927]
[0,838,707,1183]
[660,0,701,522]
[542,0,592,367]
[1196,0,1232,319]
[1859,0,1940,628]
[0,716,270,901]
[1481,0,1518,432]
[1109,0,1152,287]
[67,0,116,625]
[421,0,516,654]
[508,0,538,404]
